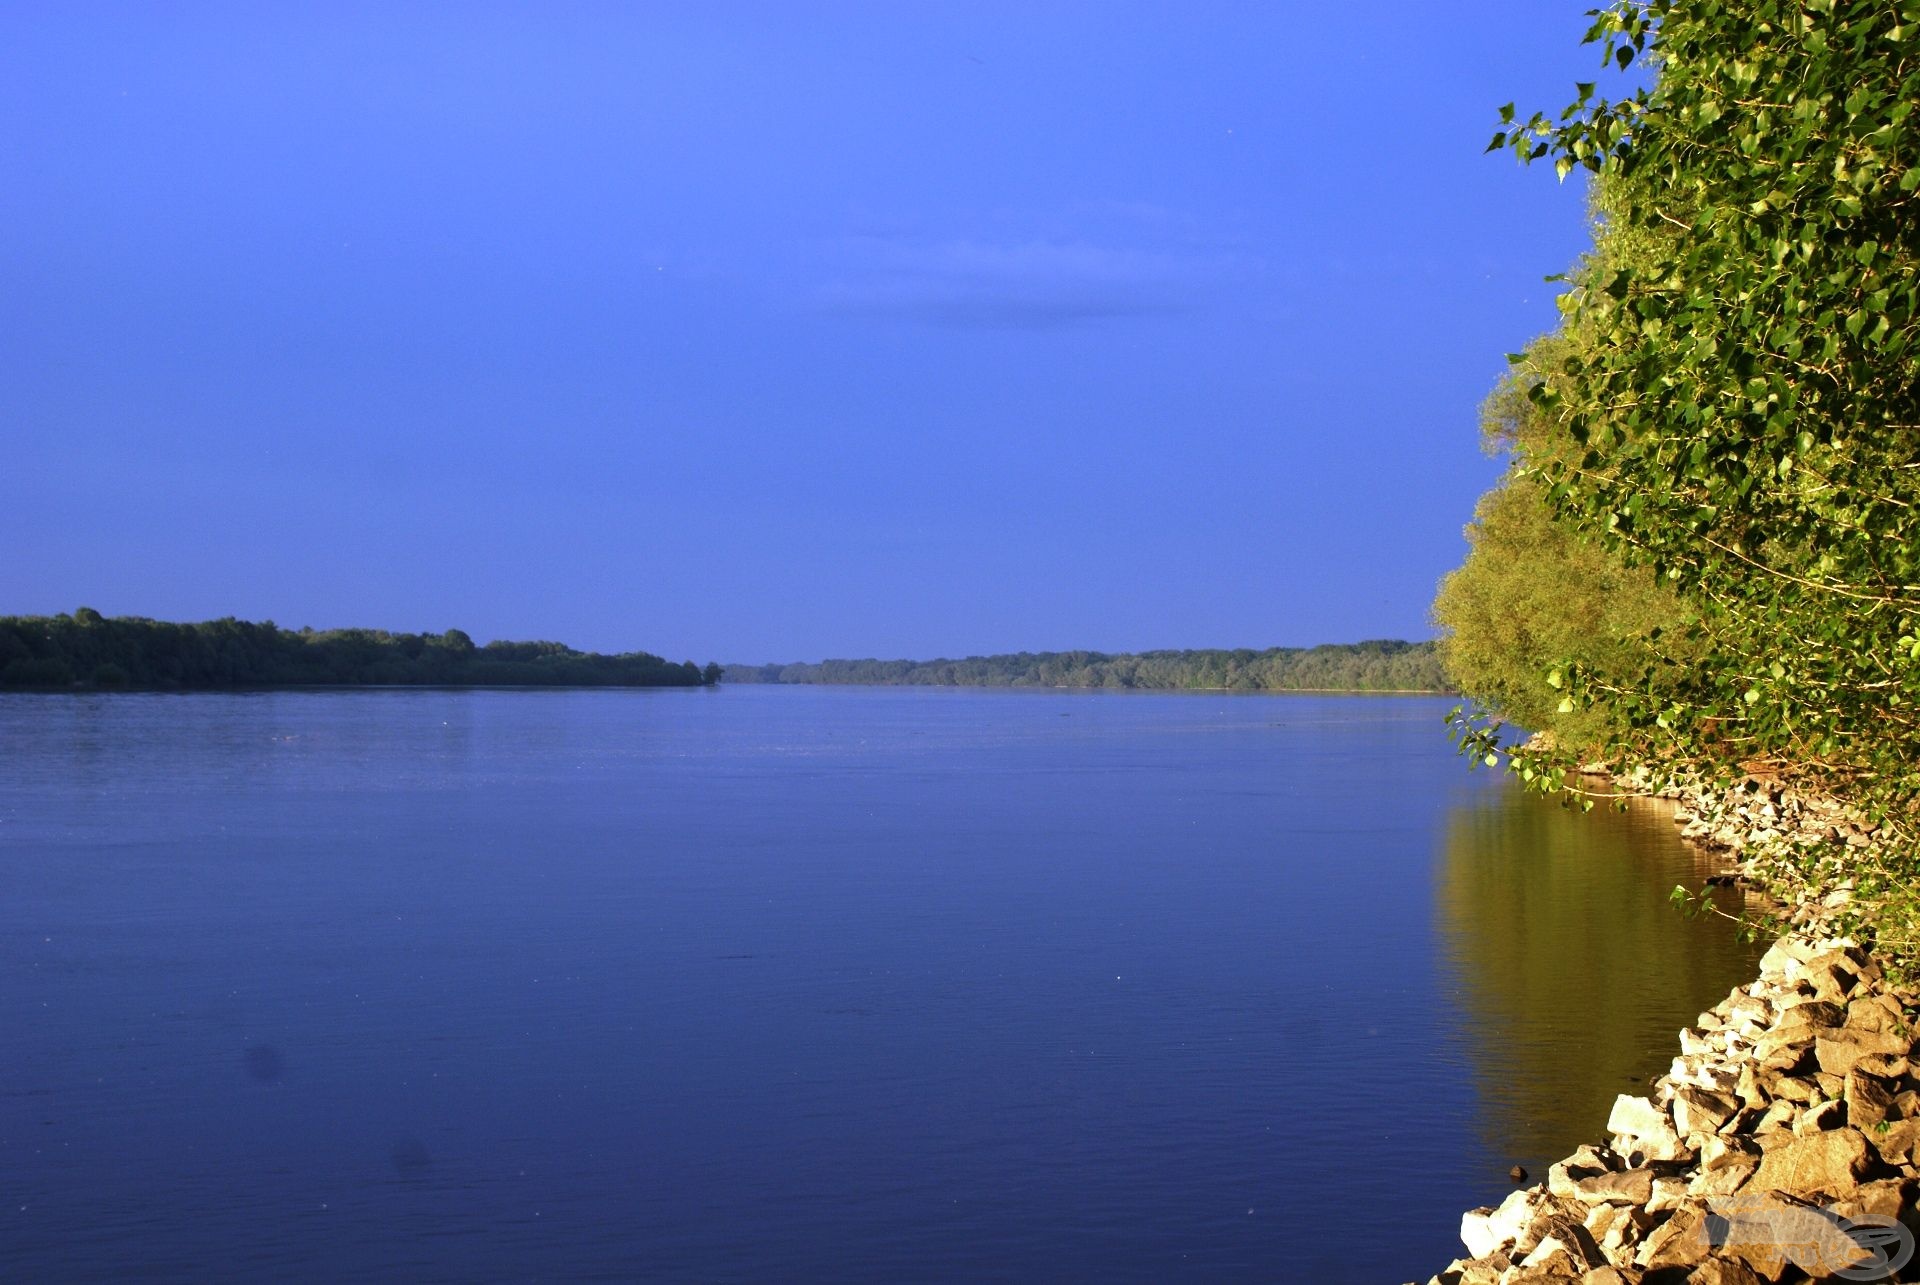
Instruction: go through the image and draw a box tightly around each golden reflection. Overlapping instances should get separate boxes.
[1436,787,1763,1169]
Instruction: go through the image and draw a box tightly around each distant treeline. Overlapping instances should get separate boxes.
[0,610,719,690]
[725,640,1448,692]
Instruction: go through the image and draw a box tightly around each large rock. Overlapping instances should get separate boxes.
[1637,1203,1711,1270]
[1461,1187,1536,1260]
[1845,1066,1900,1128]
[1816,1028,1910,1078]
[1846,991,1907,1034]
[1609,1094,1671,1138]
[1548,1145,1617,1200]
[1792,1098,1846,1135]
[1674,1088,1738,1138]
[1871,1117,1920,1166]
[1517,1216,1607,1275]
[1713,1196,1884,1279]
[1574,1167,1655,1206]
[1771,998,1846,1030]
[1610,1094,1688,1163]
[1576,1268,1632,1285]
[1678,1258,1765,1284]
[1748,1126,1873,1197]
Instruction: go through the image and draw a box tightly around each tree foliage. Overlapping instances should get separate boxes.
[0,611,716,690]
[1449,2,1920,863]
[1435,369,1692,747]
[728,640,1448,692]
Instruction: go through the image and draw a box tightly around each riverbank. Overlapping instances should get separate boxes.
[1416,773,1920,1284]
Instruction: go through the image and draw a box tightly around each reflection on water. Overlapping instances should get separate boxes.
[1437,788,1764,1173]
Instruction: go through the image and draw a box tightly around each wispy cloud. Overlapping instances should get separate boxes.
[813,232,1247,329]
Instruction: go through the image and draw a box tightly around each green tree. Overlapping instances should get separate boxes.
[1452,1,1920,937]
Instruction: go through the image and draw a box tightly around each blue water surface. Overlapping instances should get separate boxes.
[0,686,1756,1282]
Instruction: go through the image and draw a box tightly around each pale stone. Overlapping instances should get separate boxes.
[1748,1126,1872,1197]
[1600,1205,1654,1259]
[1571,1167,1654,1207]
[1518,1218,1606,1274]
[1674,1088,1738,1138]
[1461,1187,1536,1260]
[1680,1258,1765,1285]
[1845,1066,1899,1128]
[1458,1207,1501,1261]
[1769,1075,1817,1104]
[1648,1175,1690,1212]
[1608,1094,1670,1140]
[1871,1116,1920,1165]
[1793,1098,1846,1134]
[1637,1203,1710,1270]
[1773,997,1847,1029]
[1753,1100,1797,1134]
[1690,1155,1756,1197]
[1548,1145,1616,1200]
[1816,1028,1910,1077]
[1846,992,1907,1034]
[1828,1175,1915,1222]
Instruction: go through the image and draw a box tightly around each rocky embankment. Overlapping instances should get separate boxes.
[1417,776,1920,1284]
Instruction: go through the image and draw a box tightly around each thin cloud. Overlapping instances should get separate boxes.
[814,235,1236,329]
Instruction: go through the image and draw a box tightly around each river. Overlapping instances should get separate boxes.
[0,686,1758,1281]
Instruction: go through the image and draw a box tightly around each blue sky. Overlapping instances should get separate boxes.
[3,3,1616,662]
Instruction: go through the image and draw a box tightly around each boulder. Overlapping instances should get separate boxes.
[1767,1075,1816,1105]
[1610,1095,1672,1139]
[1674,1089,1738,1139]
[1610,1094,1689,1163]
[1637,1203,1711,1271]
[1816,1028,1910,1078]
[1574,1167,1656,1207]
[1844,992,1907,1034]
[1461,1187,1537,1260]
[1599,1205,1656,1259]
[1518,1217,1607,1275]
[1771,998,1846,1030]
[1791,1099,1846,1135]
[1845,1067,1900,1128]
[1677,1258,1764,1285]
[1549,1145,1618,1200]
[1577,1268,1632,1285]
[1690,1156,1756,1199]
[1747,1126,1872,1197]
[1871,1117,1920,1166]
[1828,1175,1916,1222]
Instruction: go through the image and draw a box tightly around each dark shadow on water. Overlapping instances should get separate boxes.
[1436,788,1764,1176]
